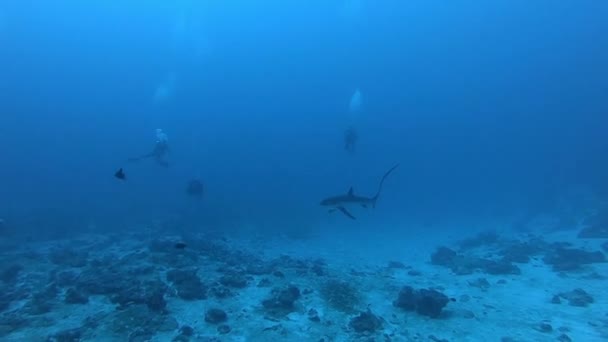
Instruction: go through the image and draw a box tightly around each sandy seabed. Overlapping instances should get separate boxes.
[0,224,606,342]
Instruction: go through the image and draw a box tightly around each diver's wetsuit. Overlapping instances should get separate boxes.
[344,126,358,153]
[150,140,170,167]
[129,140,170,167]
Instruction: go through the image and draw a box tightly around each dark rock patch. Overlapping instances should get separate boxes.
[578,225,608,238]
[499,240,546,263]
[0,296,10,313]
[535,321,553,333]
[179,325,194,336]
[579,212,608,238]
[468,278,490,291]
[53,270,79,287]
[145,289,167,313]
[543,247,605,271]
[245,262,273,275]
[0,313,28,337]
[387,261,407,269]
[166,269,206,300]
[257,278,272,287]
[429,335,449,342]
[27,284,58,315]
[556,288,594,307]
[109,280,168,312]
[308,308,320,322]
[0,265,22,284]
[205,308,228,324]
[0,287,27,313]
[48,248,88,267]
[393,286,450,318]
[47,327,83,342]
[431,245,522,275]
[219,273,248,289]
[461,310,475,319]
[149,239,179,254]
[431,247,458,267]
[310,264,325,276]
[64,288,89,305]
[479,259,521,275]
[158,316,179,332]
[430,247,516,276]
[209,285,233,299]
[458,231,500,250]
[262,285,301,316]
[349,308,383,333]
[75,268,126,295]
[109,304,174,339]
[217,324,231,334]
[150,249,199,269]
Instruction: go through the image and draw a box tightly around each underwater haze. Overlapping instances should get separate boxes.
[1,1,608,341]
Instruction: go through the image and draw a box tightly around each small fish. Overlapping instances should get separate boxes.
[114,168,126,180]
[174,242,187,249]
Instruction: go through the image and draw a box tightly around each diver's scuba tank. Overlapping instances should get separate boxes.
[156,128,168,144]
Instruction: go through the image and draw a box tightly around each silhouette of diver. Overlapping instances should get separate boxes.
[128,129,170,167]
[344,126,358,153]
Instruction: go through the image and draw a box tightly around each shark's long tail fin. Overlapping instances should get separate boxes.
[372,163,400,208]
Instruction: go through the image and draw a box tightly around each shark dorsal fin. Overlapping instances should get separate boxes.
[347,187,354,196]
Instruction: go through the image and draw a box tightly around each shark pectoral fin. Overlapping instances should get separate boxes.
[348,187,354,196]
[337,206,356,220]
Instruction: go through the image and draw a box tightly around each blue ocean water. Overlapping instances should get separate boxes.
[0,1,607,341]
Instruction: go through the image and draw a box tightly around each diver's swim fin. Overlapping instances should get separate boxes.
[114,168,126,180]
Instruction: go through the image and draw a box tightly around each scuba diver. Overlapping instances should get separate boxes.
[186,179,204,199]
[128,129,170,167]
[344,126,358,153]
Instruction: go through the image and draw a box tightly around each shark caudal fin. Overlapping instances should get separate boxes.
[372,163,399,208]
